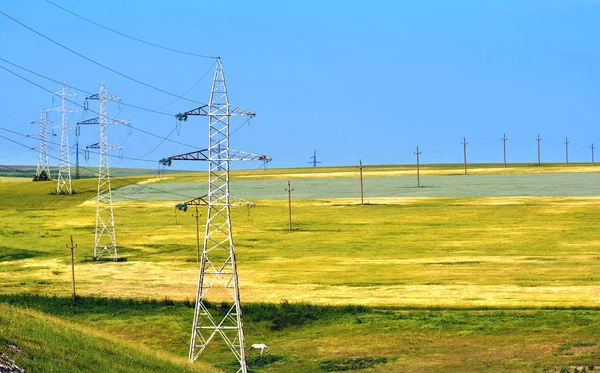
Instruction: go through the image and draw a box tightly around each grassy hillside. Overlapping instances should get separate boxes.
[0,302,217,372]
[1,296,598,373]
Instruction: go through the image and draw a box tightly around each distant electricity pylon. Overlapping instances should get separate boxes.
[166,57,270,372]
[536,134,542,166]
[78,79,130,261]
[30,106,52,181]
[414,146,422,188]
[565,137,569,164]
[48,82,80,194]
[309,150,321,167]
[462,137,468,175]
[501,133,508,168]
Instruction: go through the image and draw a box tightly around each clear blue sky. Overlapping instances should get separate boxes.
[1,0,600,170]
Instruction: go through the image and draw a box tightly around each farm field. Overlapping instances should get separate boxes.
[1,163,600,372]
[114,172,600,201]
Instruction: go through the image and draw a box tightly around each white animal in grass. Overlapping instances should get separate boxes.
[250,343,269,355]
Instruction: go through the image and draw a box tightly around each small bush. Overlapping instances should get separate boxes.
[319,357,388,372]
[247,354,282,367]
[32,171,51,182]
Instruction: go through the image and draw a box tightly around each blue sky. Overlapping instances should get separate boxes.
[1,0,600,170]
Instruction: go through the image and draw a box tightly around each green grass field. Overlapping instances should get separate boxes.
[1,163,600,372]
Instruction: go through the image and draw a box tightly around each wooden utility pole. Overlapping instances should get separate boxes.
[414,146,422,188]
[565,137,569,164]
[192,206,201,262]
[358,160,364,205]
[285,181,294,231]
[501,133,508,168]
[592,143,596,165]
[462,137,468,175]
[536,134,542,166]
[67,236,76,299]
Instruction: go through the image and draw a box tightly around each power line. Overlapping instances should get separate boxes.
[0,126,156,164]
[0,64,199,150]
[44,0,217,59]
[0,57,174,117]
[0,10,202,104]
[0,132,197,201]
[155,61,217,110]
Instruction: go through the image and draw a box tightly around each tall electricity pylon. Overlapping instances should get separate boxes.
[78,79,130,261]
[48,82,80,194]
[167,57,269,372]
[309,150,321,167]
[31,106,52,181]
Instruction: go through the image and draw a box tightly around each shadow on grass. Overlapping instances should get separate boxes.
[0,294,369,331]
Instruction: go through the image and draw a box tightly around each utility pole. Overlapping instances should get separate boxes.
[309,150,321,167]
[501,133,508,168]
[67,236,77,299]
[75,124,80,179]
[30,106,53,181]
[48,82,80,194]
[414,146,422,188]
[565,137,569,164]
[536,134,542,166]
[78,79,130,261]
[192,206,200,263]
[286,180,294,230]
[165,58,270,372]
[358,160,364,205]
[462,137,468,175]
[592,143,595,165]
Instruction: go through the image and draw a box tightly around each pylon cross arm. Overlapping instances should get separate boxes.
[185,196,209,206]
[78,117,130,126]
[182,104,256,118]
[229,149,271,162]
[86,92,121,102]
[168,149,210,161]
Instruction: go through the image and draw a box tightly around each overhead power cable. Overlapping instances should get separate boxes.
[0,64,199,150]
[0,132,197,201]
[0,57,175,117]
[0,126,157,164]
[44,0,216,59]
[155,60,216,110]
[0,10,202,104]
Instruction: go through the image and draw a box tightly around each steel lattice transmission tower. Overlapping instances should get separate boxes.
[31,106,52,181]
[78,79,130,261]
[48,82,80,194]
[167,57,270,372]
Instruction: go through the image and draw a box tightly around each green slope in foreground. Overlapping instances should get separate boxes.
[0,303,216,373]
